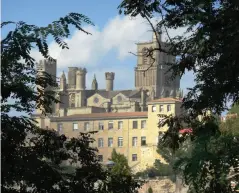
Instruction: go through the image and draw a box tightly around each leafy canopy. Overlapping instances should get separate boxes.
[107,149,142,193]
[118,0,239,192]
[1,13,141,193]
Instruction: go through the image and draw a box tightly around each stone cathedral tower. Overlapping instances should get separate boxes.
[135,31,180,98]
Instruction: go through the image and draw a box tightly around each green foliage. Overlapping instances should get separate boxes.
[148,186,153,193]
[110,148,132,176]
[119,0,239,115]
[107,149,142,193]
[118,1,239,192]
[175,130,239,192]
[220,117,239,136]
[135,164,174,180]
[1,13,141,193]
[228,103,239,115]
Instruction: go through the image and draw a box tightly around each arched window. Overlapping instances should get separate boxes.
[69,94,75,108]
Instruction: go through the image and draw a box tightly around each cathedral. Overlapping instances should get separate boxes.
[36,32,182,117]
[34,32,183,172]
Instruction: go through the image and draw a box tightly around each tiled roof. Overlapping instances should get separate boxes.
[96,89,141,99]
[67,111,148,118]
[51,111,148,121]
[179,128,192,134]
[150,97,182,103]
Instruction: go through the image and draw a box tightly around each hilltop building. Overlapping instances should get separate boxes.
[33,32,183,172]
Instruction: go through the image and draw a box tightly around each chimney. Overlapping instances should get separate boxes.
[105,72,115,91]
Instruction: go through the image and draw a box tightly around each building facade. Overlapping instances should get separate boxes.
[33,32,183,172]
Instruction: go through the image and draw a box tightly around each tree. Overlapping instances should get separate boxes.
[1,13,107,193]
[1,14,140,193]
[110,148,132,176]
[107,149,142,193]
[228,103,239,115]
[118,0,239,192]
[148,186,153,193]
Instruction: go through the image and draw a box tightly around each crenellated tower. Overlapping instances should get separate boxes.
[36,59,57,114]
[60,71,67,91]
[75,68,87,107]
[105,72,115,91]
[37,59,57,85]
[68,67,78,88]
[134,30,180,98]
[76,68,87,90]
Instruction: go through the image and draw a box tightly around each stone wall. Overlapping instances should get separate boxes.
[137,177,188,193]
[138,178,175,193]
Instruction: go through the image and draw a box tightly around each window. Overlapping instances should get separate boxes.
[167,105,171,112]
[152,105,156,112]
[118,137,123,147]
[98,138,104,148]
[160,105,164,112]
[57,123,63,133]
[132,137,137,147]
[117,96,122,103]
[141,120,146,129]
[132,154,137,161]
[142,47,148,64]
[73,123,78,130]
[84,122,90,131]
[94,97,99,104]
[141,136,146,146]
[118,121,123,129]
[108,121,113,130]
[99,122,104,130]
[98,155,103,162]
[133,121,138,129]
[108,137,113,147]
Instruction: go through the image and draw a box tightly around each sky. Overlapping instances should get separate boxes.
[2,0,214,116]
[2,0,195,91]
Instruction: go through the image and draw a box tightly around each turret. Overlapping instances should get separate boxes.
[37,59,57,84]
[91,74,98,90]
[68,67,78,88]
[76,68,87,90]
[36,59,57,114]
[105,72,115,91]
[60,71,66,91]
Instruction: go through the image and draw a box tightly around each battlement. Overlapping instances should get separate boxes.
[68,67,78,71]
[76,67,87,75]
[37,59,57,71]
[105,72,115,80]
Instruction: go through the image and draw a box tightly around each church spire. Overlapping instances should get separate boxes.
[91,74,98,90]
[60,71,66,90]
[61,71,66,79]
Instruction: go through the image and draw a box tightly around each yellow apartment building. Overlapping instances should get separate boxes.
[34,98,183,172]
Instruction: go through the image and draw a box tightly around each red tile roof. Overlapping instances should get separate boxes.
[64,111,148,119]
[179,128,193,134]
